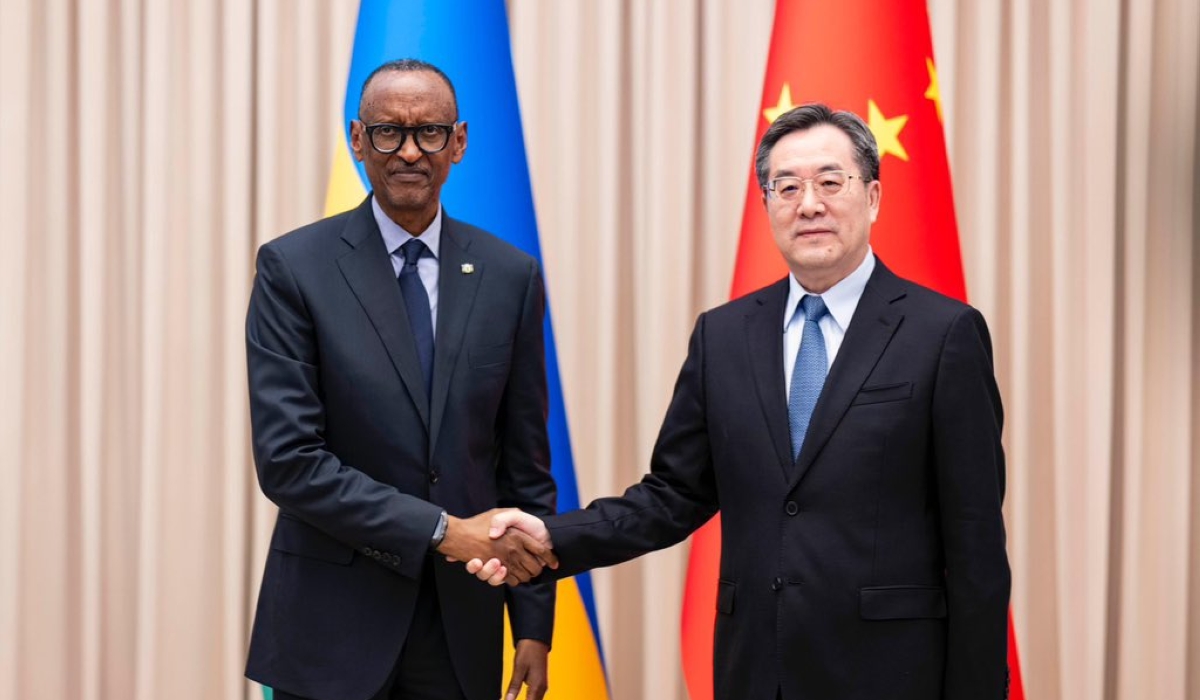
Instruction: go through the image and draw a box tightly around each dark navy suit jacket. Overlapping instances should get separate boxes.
[244,196,556,700]
[544,261,1010,700]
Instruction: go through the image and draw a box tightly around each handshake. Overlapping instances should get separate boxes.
[435,509,555,587]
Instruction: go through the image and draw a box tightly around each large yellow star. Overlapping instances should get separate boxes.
[763,83,796,124]
[867,99,909,162]
[925,57,943,122]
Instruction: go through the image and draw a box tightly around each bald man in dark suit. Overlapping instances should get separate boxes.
[245,59,557,700]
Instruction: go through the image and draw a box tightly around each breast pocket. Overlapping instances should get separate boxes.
[851,381,912,406]
[469,342,513,372]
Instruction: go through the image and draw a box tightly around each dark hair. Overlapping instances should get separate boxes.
[754,103,880,188]
[358,58,458,119]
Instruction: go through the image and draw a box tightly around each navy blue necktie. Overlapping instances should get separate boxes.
[398,239,434,397]
[788,295,829,460]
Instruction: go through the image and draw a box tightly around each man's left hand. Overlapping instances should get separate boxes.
[506,638,550,700]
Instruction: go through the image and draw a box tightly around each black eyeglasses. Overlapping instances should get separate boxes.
[359,121,458,155]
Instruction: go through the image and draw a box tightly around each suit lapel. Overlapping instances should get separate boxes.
[744,279,795,482]
[789,262,906,489]
[429,217,483,455]
[336,197,431,429]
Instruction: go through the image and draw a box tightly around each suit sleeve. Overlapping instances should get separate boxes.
[246,243,443,581]
[497,259,558,645]
[544,312,721,579]
[931,306,1011,699]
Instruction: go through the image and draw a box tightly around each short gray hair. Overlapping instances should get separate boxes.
[754,103,880,188]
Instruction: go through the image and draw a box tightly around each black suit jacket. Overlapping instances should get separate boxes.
[244,197,556,700]
[545,260,1009,700]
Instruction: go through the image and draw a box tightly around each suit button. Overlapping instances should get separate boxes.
[429,471,440,484]
[785,501,799,516]
[772,577,783,592]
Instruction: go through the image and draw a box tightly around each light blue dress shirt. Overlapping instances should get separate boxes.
[783,248,876,398]
[372,197,442,336]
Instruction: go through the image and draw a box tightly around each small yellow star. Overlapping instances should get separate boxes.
[867,99,909,162]
[925,57,943,122]
[763,83,796,124]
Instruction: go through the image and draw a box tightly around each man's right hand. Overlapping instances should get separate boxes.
[463,510,554,586]
[436,508,557,585]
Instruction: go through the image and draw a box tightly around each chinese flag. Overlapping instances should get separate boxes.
[679,1,1026,699]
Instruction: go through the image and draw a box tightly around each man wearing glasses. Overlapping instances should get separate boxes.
[244,59,557,700]
[472,104,1011,700]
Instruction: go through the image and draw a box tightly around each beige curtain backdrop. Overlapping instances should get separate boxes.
[1,1,1196,700]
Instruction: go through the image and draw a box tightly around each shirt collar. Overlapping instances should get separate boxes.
[372,195,443,259]
[784,247,876,331]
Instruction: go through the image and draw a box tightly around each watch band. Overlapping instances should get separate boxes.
[429,510,449,550]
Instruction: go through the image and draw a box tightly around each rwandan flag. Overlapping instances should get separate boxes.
[261,1,611,699]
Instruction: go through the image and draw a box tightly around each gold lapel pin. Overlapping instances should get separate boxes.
[461,263,475,274]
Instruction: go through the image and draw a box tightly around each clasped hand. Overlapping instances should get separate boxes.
[437,508,556,586]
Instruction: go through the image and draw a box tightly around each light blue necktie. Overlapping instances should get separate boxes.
[788,295,829,460]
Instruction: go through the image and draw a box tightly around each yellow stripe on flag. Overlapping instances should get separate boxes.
[324,129,367,218]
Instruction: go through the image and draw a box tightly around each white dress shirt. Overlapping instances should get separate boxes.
[783,248,876,398]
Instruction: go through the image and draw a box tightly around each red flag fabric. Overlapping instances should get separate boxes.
[680,1,1025,698]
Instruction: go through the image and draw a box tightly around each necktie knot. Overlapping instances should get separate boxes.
[400,238,427,269]
[801,294,828,324]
